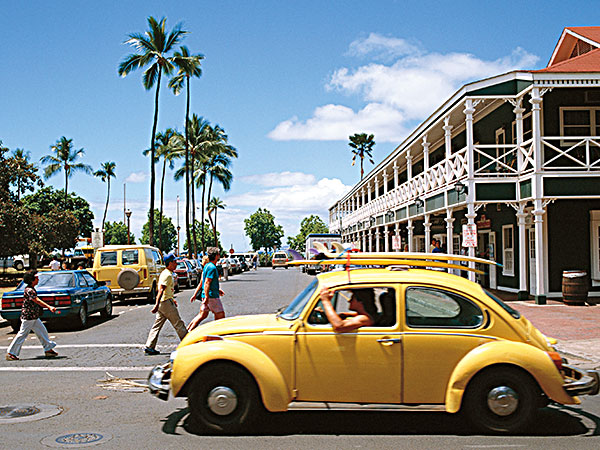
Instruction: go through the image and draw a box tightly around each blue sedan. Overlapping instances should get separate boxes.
[0,270,112,331]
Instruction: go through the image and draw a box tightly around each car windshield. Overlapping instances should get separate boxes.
[484,289,521,319]
[37,273,76,288]
[176,261,187,270]
[279,278,318,320]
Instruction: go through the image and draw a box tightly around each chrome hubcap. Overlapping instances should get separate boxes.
[207,386,237,416]
[487,386,519,416]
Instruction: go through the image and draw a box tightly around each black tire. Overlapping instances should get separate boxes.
[463,366,540,434]
[14,261,24,271]
[9,319,20,333]
[73,302,88,329]
[100,295,112,319]
[147,284,157,304]
[188,363,264,434]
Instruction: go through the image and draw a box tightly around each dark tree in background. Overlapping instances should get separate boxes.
[287,215,329,252]
[244,208,284,252]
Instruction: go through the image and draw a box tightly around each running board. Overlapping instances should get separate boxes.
[287,402,446,412]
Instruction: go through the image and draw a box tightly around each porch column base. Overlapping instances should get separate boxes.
[517,290,529,300]
[534,294,546,305]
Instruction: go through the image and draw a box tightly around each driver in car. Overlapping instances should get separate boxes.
[318,287,377,332]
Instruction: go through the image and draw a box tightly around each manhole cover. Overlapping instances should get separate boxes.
[41,432,112,448]
[0,404,62,423]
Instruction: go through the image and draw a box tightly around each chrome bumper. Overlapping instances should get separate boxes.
[148,363,171,401]
[563,365,600,396]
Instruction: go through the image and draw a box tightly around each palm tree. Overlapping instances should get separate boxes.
[12,148,33,201]
[349,133,376,180]
[207,197,225,247]
[118,16,187,246]
[144,129,180,251]
[94,161,117,233]
[169,46,204,258]
[40,136,92,204]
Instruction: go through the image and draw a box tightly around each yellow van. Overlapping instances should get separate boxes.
[91,245,164,302]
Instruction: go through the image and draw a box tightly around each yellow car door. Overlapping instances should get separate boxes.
[294,285,402,404]
[401,285,494,404]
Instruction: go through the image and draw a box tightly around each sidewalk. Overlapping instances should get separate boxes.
[509,299,600,369]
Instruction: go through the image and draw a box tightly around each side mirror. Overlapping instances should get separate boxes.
[97,280,106,287]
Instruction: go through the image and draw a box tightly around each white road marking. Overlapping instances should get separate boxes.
[0,366,153,372]
[0,343,176,350]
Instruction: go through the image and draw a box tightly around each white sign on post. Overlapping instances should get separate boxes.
[91,231,104,249]
[392,235,401,250]
[462,224,477,248]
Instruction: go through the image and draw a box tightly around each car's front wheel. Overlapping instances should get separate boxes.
[188,363,263,434]
[463,366,540,434]
[100,295,112,319]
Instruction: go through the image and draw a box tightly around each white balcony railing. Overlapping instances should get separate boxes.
[542,136,600,170]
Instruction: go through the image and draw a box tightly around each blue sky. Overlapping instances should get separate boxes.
[0,1,594,251]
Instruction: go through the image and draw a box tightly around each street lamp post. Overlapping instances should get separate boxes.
[125,209,132,245]
[177,226,181,256]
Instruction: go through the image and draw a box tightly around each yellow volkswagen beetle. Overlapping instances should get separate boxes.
[148,259,599,434]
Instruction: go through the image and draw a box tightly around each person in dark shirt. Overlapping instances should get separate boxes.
[6,271,58,360]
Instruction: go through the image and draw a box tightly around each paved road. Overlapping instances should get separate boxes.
[1,267,600,449]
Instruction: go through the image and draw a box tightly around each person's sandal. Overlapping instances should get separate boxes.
[45,349,58,358]
[6,353,19,361]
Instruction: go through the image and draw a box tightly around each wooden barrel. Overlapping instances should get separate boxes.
[562,270,588,305]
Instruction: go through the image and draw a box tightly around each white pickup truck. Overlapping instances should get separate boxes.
[304,233,342,275]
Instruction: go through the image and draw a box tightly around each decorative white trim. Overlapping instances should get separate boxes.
[496,285,520,294]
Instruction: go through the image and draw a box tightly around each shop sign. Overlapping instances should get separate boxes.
[477,214,492,229]
[91,231,103,249]
[462,224,477,247]
[392,235,401,250]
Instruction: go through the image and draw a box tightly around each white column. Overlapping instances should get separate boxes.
[368,182,372,203]
[383,171,388,194]
[422,135,430,171]
[444,116,453,181]
[407,219,414,252]
[513,99,525,172]
[384,225,390,252]
[374,177,379,199]
[445,209,454,254]
[361,188,365,208]
[424,214,431,253]
[394,223,400,252]
[516,207,528,299]
[466,207,477,282]
[393,161,399,188]
[530,88,543,174]
[375,228,381,252]
[464,98,477,281]
[361,230,366,252]
[406,150,413,180]
[368,229,373,252]
[533,202,546,304]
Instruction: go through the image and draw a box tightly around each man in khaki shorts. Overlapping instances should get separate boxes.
[144,253,187,355]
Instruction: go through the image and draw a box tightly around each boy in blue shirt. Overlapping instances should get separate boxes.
[187,247,225,331]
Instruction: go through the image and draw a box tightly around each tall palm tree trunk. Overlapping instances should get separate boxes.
[184,77,192,259]
[191,166,198,257]
[201,179,206,253]
[159,158,166,252]
[214,208,218,247]
[64,167,69,206]
[148,68,163,246]
[102,178,111,231]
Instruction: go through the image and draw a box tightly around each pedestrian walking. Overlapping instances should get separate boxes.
[186,247,225,332]
[49,257,60,271]
[6,271,58,361]
[144,253,187,355]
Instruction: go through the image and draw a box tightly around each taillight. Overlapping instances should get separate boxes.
[548,351,563,371]
[2,297,23,309]
[200,335,223,342]
[143,269,147,279]
[55,295,71,306]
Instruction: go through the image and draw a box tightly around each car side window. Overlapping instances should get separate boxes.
[405,287,483,328]
[76,273,88,287]
[82,273,97,287]
[152,251,162,264]
[122,249,139,265]
[100,251,117,266]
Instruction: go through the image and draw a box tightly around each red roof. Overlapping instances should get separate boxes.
[547,26,600,67]
[537,47,600,73]
[566,27,600,45]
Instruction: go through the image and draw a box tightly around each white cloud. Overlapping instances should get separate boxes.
[269,34,540,143]
[239,171,316,187]
[125,171,148,183]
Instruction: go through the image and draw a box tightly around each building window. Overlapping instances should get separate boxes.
[511,111,533,144]
[559,107,600,144]
[502,225,514,276]
[590,211,600,282]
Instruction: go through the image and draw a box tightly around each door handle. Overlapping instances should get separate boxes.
[377,338,402,346]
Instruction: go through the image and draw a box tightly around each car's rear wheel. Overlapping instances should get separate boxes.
[188,363,264,434]
[147,284,156,304]
[14,261,24,271]
[100,295,112,319]
[9,319,20,333]
[463,366,540,434]
[73,302,88,329]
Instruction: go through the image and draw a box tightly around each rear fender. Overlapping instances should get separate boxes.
[445,341,578,413]
[171,340,291,412]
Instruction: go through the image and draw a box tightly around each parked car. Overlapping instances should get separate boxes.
[174,260,199,289]
[187,258,203,278]
[0,270,112,331]
[217,258,230,276]
[271,251,289,269]
[0,256,28,271]
[148,263,599,434]
[227,257,240,274]
[236,257,249,272]
[91,245,164,303]
[173,271,180,293]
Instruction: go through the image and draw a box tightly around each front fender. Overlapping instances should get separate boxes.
[445,341,578,413]
[171,340,291,412]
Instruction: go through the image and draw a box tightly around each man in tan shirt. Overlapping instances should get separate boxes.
[144,253,187,355]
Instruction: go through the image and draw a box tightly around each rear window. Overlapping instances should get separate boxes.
[100,251,117,266]
[274,253,287,258]
[484,289,521,319]
[176,261,187,270]
[37,273,76,288]
[122,249,139,265]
